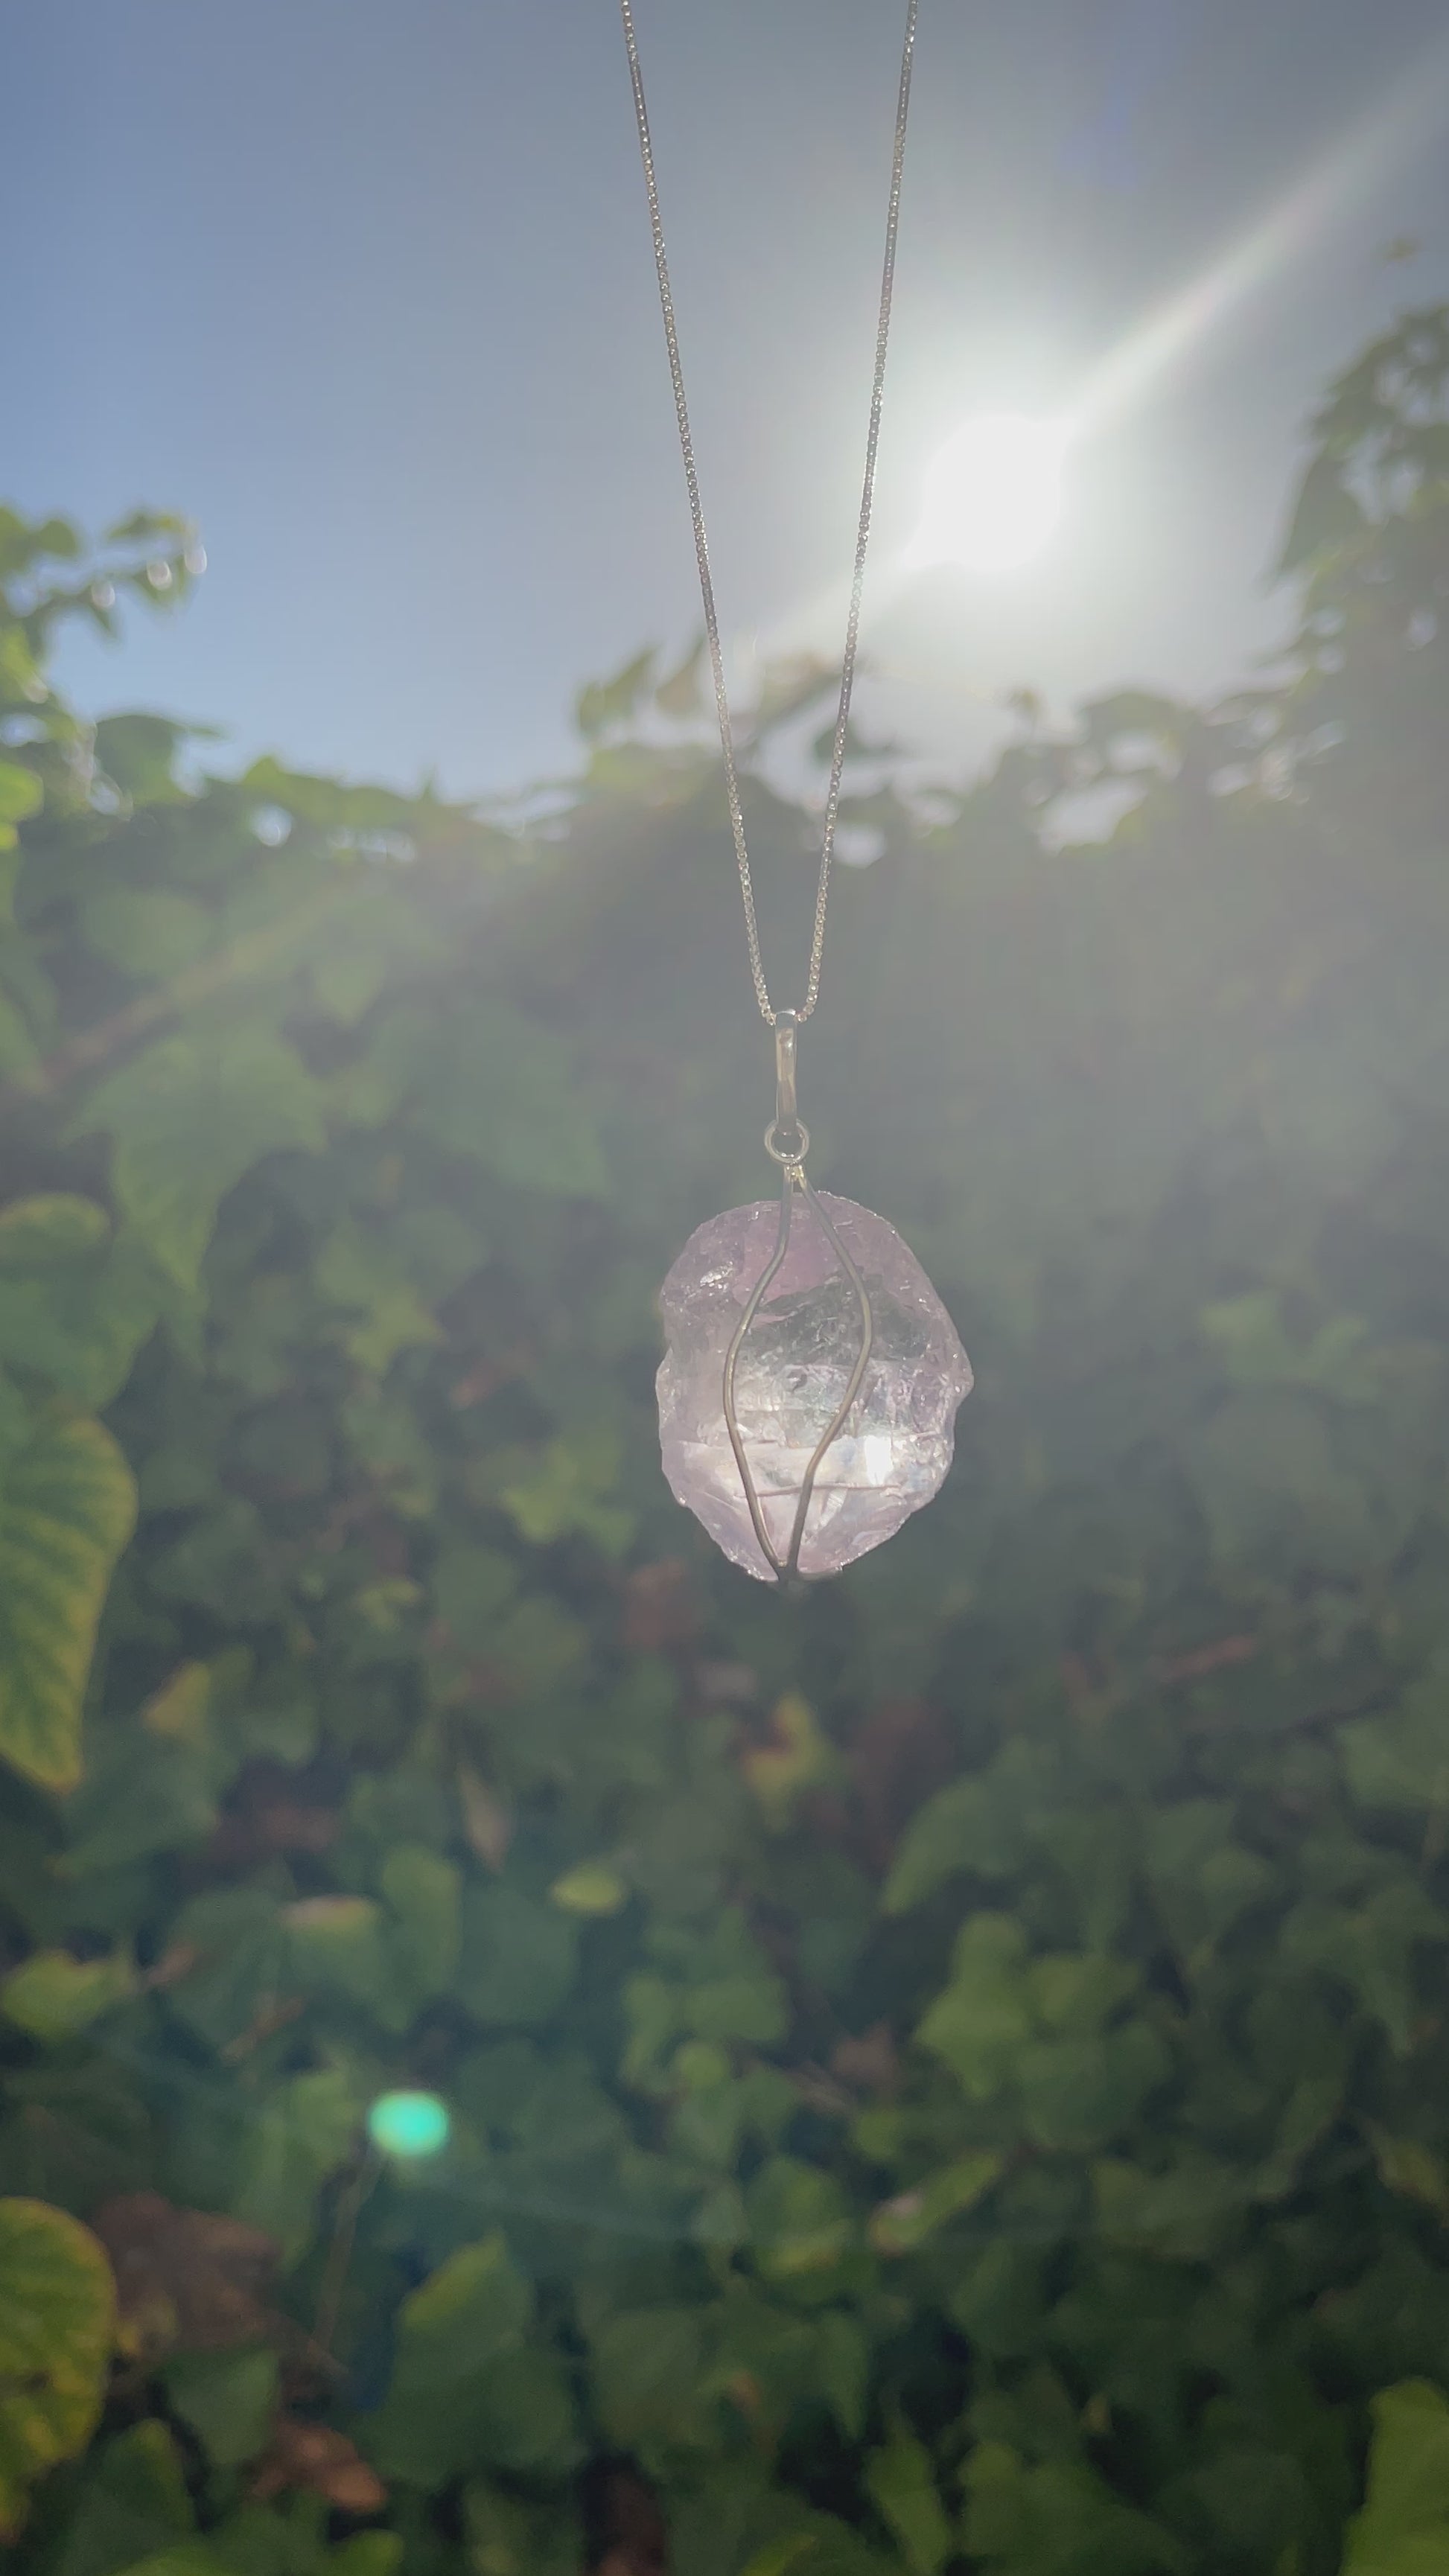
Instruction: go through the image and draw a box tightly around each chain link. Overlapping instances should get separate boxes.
[617,0,919,1026]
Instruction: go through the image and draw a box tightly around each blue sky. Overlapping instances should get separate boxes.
[6,0,1449,803]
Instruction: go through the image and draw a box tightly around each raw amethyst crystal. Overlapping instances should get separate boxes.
[657,1190,972,1582]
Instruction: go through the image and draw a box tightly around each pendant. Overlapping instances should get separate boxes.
[656,1016,972,1584]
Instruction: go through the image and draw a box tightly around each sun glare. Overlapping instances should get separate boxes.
[906,412,1066,574]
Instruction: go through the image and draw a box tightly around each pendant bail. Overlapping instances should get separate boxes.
[775,1010,799,1135]
[765,1008,809,1175]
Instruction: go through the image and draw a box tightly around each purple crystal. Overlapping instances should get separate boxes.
[657,1191,972,1582]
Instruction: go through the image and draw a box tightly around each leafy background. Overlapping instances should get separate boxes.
[1,305,1448,2576]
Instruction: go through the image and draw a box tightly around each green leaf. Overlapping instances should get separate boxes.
[915,1915,1033,2098]
[63,1721,220,1878]
[0,1198,110,1268]
[1367,2128,1449,2223]
[946,2239,1049,2360]
[0,1236,163,1409]
[485,1426,634,1555]
[159,2348,277,2469]
[333,2543,404,2576]
[1341,1669,1449,1817]
[92,713,192,806]
[1144,1802,1275,1965]
[430,1544,519,1656]
[0,994,39,1082]
[1017,2018,1171,2154]
[0,760,42,847]
[576,645,657,737]
[1343,2381,1449,2575]
[669,2475,885,2576]
[163,1890,288,2056]
[815,2309,870,2440]
[961,2440,1183,2575]
[1281,1880,1445,2056]
[748,2158,854,2280]
[550,1861,628,1916]
[0,2196,116,2538]
[590,2306,711,2450]
[1092,2151,1246,2264]
[464,2482,582,2576]
[1190,1391,1375,1578]
[147,1496,279,1623]
[101,2552,217,2576]
[868,2152,1005,2254]
[45,2420,195,2576]
[2,1949,135,2043]
[282,1893,392,2018]
[0,1411,137,1792]
[739,2544,818,2576]
[462,2342,578,2475]
[382,1843,462,2004]
[1277,450,1368,573]
[314,1218,443,1376]
[369,2233,538,2486]
[80,893,213,980]
[1200,1290,1379,1400]
[366,1004,607,1199]
[486,1592,588,1696]
[232,2067,360,2265]
[880,1774,1001,1913]
[741,1692,839,1828]
[0,2061,153,2216]
[0,1203,159,1419]
[456,1882,578,2027]
[71,1027,327,1291]
[866,2423,952,2576]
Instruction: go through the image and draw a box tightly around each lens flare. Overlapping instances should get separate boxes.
[1074,22,1449,441]
[367,2090,450,2158]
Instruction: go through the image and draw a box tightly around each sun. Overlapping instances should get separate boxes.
[905,412,1066,573]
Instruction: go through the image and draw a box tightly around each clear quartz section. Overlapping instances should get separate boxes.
[657,1191,972,1583]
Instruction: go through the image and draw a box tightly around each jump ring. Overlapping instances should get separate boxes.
[765,1118,809,1167]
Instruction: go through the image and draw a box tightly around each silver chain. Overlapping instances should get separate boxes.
[618,0,919,1026]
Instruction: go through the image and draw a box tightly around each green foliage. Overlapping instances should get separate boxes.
[866,2424,952,2575]
[2,1951,135,2044]
[961,2442,1182,2575]
[1,314,1448,2572]
[42,2420,194,2576]
[369,2232,576,2486]
[159,2350,278,2470]
[72,1027,328,1294]
[0,1413,137,1791]
[0,2198,115,2537]
[1341,2381,1449,2575]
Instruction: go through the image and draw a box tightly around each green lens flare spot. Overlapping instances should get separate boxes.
[367,2090,450,2159]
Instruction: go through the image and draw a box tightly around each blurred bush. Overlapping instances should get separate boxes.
[0,308,1448,2575]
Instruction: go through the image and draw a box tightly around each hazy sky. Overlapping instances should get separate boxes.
[7,1,1449,803]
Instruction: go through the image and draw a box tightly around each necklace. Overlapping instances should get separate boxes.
[620,0,972,1585]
